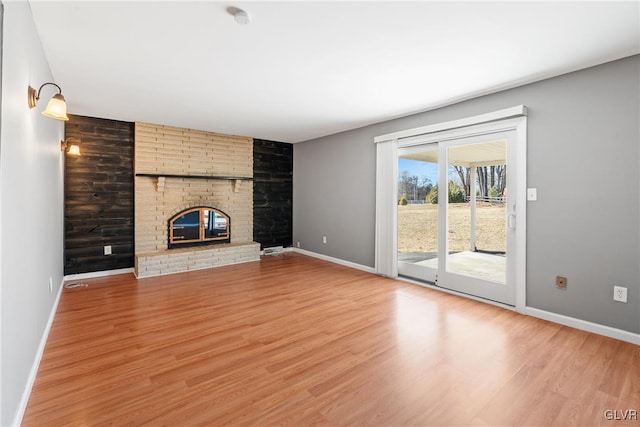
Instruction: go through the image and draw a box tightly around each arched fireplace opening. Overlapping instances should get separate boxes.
[168,206,230,249]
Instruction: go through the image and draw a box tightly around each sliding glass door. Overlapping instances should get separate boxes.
[397,130,517,306]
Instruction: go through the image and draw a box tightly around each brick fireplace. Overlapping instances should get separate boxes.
[134,122,260,278]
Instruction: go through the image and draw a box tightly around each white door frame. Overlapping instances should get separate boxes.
[375,106,527,313]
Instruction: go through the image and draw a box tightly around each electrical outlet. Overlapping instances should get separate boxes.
[322,236,327,244]
[48,277,53,292]
[296,241,301,248]
[613,286,628,303]
[556,276,567,290]
[104,245,112,255]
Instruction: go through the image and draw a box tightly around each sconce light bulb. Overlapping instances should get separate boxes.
[42,94,69,121]
[67,145,81,156]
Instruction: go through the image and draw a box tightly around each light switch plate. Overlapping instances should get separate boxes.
[527,188,537,201]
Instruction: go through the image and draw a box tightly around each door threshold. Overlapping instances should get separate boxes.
[397,275,516,312]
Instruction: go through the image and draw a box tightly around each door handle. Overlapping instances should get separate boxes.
[508,214,516,230]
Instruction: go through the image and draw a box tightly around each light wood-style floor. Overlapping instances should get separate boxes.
[24,253,639,426]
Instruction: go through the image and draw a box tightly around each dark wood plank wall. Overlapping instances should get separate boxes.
[253,139,293,249]
[64,115,135,274]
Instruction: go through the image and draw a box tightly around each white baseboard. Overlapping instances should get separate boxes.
[12,277,65,427]
[291,248,376,274]
[526,307,640,345]
[64,267,135,281]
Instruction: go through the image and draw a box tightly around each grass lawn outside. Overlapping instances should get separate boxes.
[397,203,506,254]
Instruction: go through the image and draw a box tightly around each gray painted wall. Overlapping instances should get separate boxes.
[1,2,65,425]
[294,55,640,334]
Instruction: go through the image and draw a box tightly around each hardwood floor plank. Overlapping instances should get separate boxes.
[22,253,638,426]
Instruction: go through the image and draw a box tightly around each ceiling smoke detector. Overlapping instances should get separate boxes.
[233,9,250,25]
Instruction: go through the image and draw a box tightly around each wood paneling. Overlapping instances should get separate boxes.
[64,115,134,274]
[23,253,640,426]
[253,139,292,249]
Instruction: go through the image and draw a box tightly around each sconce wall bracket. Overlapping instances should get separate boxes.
[28,82,64,109]
[27,86,38,108]
[61,138,81,156]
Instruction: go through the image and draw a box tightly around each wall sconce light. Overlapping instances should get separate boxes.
[61,138,81,156]
[27,82,69,121]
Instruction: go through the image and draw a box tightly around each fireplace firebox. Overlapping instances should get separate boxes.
[168,206,230,249]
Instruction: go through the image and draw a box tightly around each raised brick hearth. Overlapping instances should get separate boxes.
[135,242,260,278]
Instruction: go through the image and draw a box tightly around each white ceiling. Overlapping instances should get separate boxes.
[29,1,639,143]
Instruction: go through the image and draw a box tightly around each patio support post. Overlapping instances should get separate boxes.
[470,165,477,251]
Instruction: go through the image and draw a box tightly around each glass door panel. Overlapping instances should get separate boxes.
[446,141,506,284]
[397,143,439,283]
[439,131,516,305]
